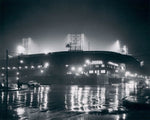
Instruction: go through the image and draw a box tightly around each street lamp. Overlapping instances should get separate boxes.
[20,60,24,64]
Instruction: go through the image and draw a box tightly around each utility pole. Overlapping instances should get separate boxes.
[17,56,20,89]
[5,49,8,90]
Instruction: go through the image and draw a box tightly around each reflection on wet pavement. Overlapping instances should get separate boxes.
[0,83,150,120]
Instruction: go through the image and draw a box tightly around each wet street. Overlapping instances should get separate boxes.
[0,83,150,120]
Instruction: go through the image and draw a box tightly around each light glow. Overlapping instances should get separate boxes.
[12,67,16,69]
[25,66,28,69]
[17,45,25,54]
[65,64,69,67]
[20,60,24,64]
[19,66,22,69]
[31,65,34,69]
[40,70,44,73]
[44,62,49,68]
[108,61,118,66]
[91,60,103,65]
[1,67,5,70]
[37,65,42,68]
[85,59,90,64]
[101,70,106,73]
[16,72,19,75]
[1,73,4,77]
[78,67,83,72]
[71,66,75,71]
[110,40,121,53]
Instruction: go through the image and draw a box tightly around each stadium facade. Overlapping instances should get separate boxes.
[0,50,144,85]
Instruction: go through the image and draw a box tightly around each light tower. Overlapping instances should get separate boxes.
[66,34,85,51]
[22,37,32,54]
[122,45,128,54]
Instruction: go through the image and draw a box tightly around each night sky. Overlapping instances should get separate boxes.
[0,0,150,70]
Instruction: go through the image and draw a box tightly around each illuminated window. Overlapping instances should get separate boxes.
[101,64,105,67]
[67,72,72,74]
[95,65,99,68]
[91,60,103,65]
[101,70,106,74]
[31,66,34,69]
[25,66,28,69]
[20,60,24,64]
[89,70,93,74]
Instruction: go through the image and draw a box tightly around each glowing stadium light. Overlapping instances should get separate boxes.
[122,45,128,54]
[16,77,19,80]
[17,45,25,54]
[44,62,49,68]
[20,60,24,64]
[71,66,75,71]
[85,59,90,64]
[116,40,120,51]
[78,67,83,72]
[110,40,121,53]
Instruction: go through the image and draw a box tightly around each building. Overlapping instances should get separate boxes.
[0,51,144,85]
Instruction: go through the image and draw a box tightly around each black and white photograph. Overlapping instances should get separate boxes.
[0,0,150,120]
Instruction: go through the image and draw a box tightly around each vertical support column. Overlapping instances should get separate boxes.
[17,56,20,89]
[5,49,8,90]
